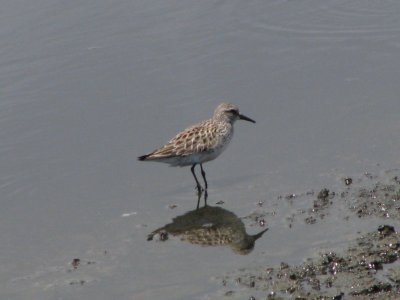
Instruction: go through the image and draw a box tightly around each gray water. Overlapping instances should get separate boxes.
[1,1,400,299]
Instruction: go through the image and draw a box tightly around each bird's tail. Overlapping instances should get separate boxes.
[138,154,150,161]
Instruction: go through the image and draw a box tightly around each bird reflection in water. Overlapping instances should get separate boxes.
[147,201,268,255]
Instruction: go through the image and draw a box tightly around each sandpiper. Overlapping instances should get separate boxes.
[138,102,255,199]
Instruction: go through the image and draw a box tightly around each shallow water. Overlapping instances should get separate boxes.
[1,0,400,299]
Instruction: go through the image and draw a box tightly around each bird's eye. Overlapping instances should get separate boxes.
[227,109,238,114]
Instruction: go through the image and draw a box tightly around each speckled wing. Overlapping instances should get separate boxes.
[143,119,219,159]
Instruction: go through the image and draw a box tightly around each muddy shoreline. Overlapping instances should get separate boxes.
[217,170,400,299]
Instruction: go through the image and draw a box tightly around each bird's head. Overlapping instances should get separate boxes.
[213,102,256,124]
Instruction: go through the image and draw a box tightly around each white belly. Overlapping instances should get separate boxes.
[170,131,233,166]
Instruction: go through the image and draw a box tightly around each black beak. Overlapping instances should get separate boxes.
[252,228,269,241]
[239,114,256,123]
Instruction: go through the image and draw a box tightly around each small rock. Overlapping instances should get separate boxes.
[377,225,395,236]
[71,258,80,269]
[344,177,352,186]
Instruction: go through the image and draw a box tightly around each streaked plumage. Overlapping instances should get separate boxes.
[138,102,255,199]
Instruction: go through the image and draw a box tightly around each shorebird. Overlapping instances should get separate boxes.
[138,102,255,200]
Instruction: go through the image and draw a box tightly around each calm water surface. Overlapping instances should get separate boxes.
[1,0,400,299]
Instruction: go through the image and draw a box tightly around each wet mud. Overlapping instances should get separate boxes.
[217,169,400,299]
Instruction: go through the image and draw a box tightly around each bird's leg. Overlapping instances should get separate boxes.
[200,163,208,204]
[191,164,203,195]
[203,188,208,206]
[196,191,201,210]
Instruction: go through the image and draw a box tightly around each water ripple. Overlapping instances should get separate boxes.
[238,1,400,39]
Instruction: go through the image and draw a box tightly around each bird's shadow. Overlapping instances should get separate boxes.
[147,195,268,255]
